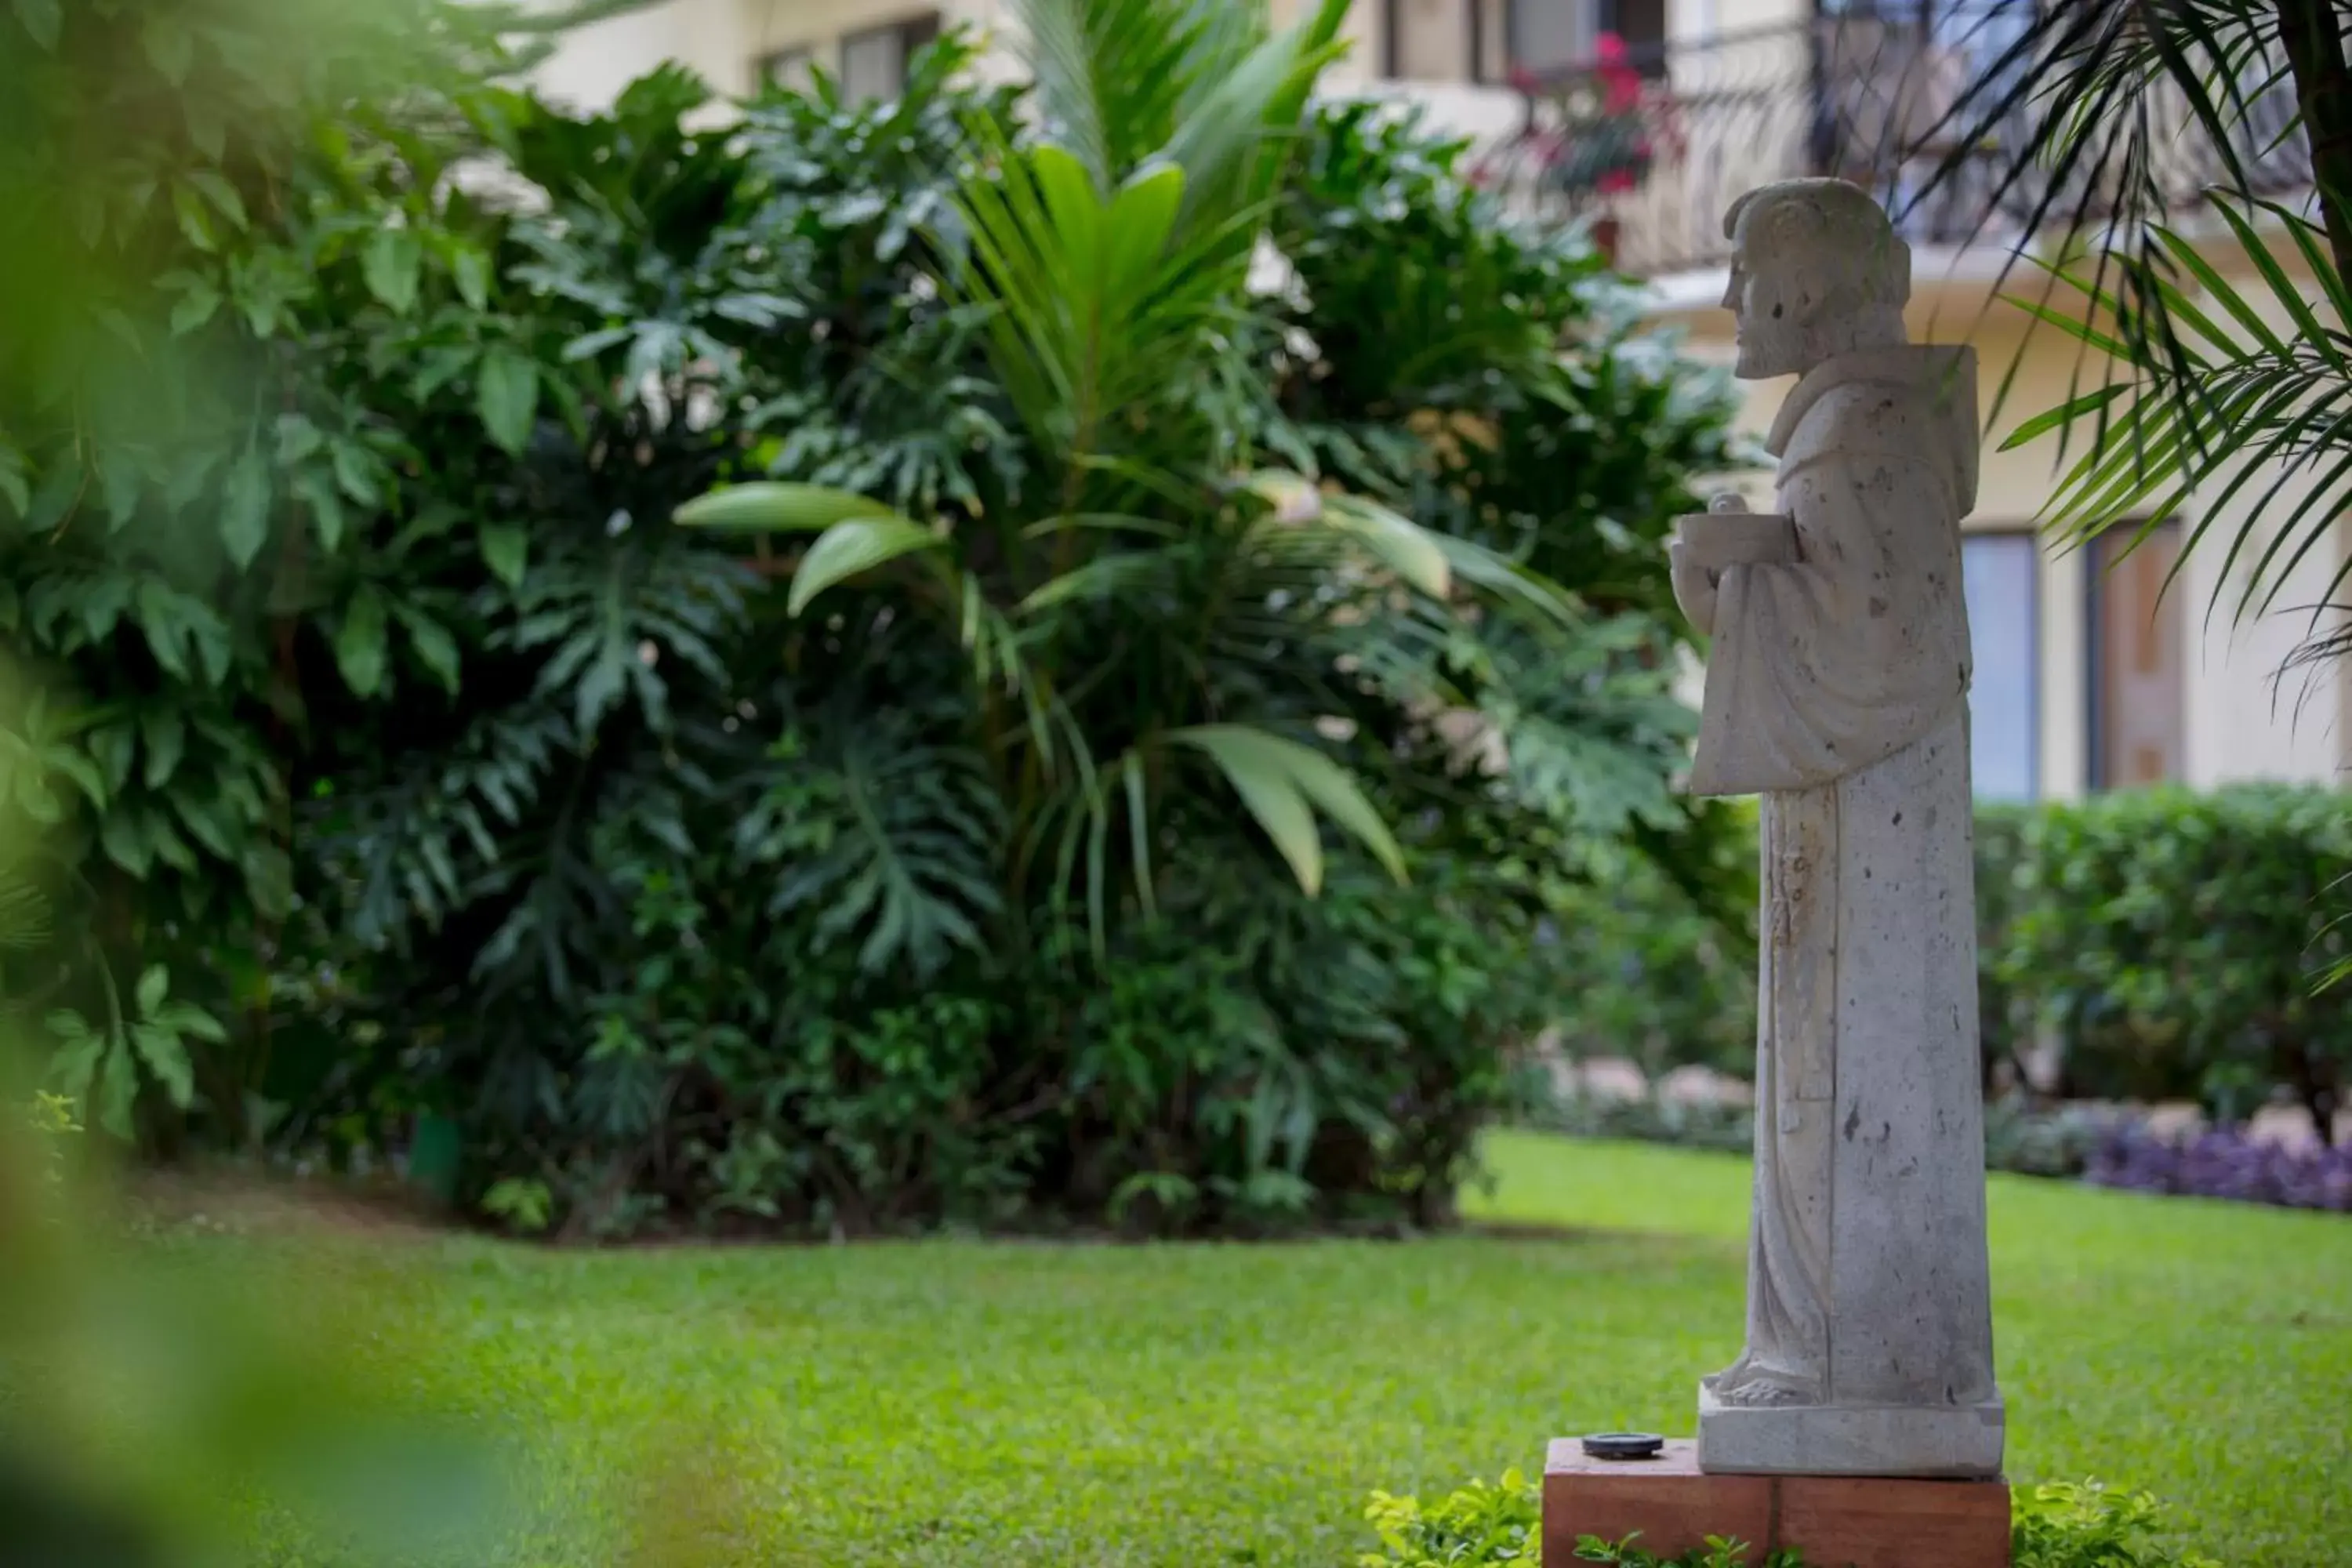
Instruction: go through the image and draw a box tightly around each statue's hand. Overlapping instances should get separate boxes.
[1669,536,1719,637]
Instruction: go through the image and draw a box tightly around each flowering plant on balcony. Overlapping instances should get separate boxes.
[1515,34,1658,201]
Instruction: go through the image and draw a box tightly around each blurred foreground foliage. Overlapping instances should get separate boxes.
[0,0,1739,1238]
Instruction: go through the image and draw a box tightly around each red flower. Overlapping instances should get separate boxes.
[1594,31,1642,114]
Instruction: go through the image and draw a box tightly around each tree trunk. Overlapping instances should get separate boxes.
[2278,0,2352,282]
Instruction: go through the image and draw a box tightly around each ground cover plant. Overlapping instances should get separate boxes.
[10,1133,2339,1566]
[1359,1472,2220,1568]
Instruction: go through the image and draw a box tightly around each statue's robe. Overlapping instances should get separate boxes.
[1691,346,1998,1419]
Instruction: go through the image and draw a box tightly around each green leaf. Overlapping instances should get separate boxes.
[787,517,946,617]
[393,602,461,694]
[184,170,245,230]
[675,481,907,533]
[363,230,423,314]
[220,448,270,568]
[153,1001,227,1045]
[480,524,528,589]
[1102,162,1186,299]
[184,96,224,159]
[0,445,26,517]
[129,1024,197,1110]
[1277,742,1408,885]
[452,246,492,311]
[135,964,169,1018]
[16,771,60,826]
[141,708,186,789]
[275,414,323,466]
[1999,384,2132,452]
[13,0,60,49]
[25,453,81,532]
[292,469,346,551]
[143,15,195,83]
[47,746,104,811]
[50,1029,103,1107]
[336,586,390,697]
[98,450,142,527]
[99,809,153,877]
[476,348,539,456]
[1317,492,1452,598]
[332,441,381,505]
[1171,725,1323,895]
[95,1039,136,1139]
[172,187,216,252]
[89,724,134,796]
[170,278,222,336]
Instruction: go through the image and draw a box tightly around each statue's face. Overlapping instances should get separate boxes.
[1721,238,1814,380]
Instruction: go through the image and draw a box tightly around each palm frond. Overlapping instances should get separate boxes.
[2016,203,2352,644]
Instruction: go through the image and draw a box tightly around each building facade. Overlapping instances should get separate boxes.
[530,0,2349,800]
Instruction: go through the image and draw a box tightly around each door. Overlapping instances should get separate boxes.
[2087,521,2187,788]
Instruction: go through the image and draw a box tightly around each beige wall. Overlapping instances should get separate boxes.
[532,0,1016,108]
[531,0,1528,149]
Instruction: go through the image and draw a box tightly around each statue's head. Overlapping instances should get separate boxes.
[1721,180,1911,379]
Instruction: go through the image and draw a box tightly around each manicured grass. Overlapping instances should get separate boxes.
[297,1134,2352,1563]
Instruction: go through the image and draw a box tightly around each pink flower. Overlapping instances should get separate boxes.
[1594,31,1642,113]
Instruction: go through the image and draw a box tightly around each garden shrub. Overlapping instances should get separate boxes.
[1994,785,2352,1138]
[1361,1470,1541,1568]
[3,2,1740,1236]
[1544,822,1759,1086]
[1973,801,2036,1092]
[2010,1480,2221,1568]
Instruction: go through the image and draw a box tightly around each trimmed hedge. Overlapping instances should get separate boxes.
[1559,785,2352,1144]
[1988,785,2352,1138]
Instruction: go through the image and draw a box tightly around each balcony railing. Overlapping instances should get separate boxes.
[1479,13,2315,278]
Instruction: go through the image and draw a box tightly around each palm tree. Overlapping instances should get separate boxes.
[1902,2,2352,660]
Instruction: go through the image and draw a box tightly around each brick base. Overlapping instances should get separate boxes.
[1544,1439,2009,1568]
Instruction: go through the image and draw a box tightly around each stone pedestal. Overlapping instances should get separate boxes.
[1697,1385,2005,1479]
[1543,1439,2009,1568]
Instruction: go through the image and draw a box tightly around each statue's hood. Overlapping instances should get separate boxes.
[1765,346,1980,514]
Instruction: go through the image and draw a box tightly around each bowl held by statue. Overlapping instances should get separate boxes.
[1675,511,1798,569]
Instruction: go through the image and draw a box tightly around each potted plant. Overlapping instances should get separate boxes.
[1512,35,1663,259]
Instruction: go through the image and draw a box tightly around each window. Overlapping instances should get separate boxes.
[1383,0,1653,84]
[840,12,940,104]
[2085,521,2185,789]
[1384,0,1473,82]
[1962,532,2038,801]
[1498,0,1591,79]
[755,46,813,93]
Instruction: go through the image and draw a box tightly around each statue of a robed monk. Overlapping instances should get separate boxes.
[1668,180,2003,1479]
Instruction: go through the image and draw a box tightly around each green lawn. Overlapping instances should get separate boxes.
[321,1133,2352,1565]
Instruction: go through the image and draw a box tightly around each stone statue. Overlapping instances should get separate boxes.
[1668,179,2003,1479]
